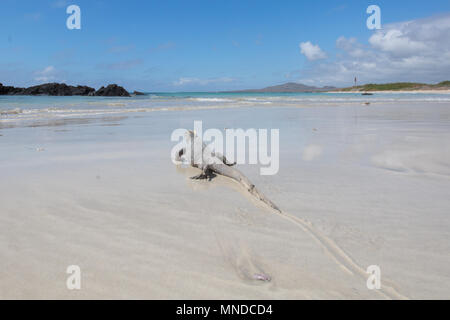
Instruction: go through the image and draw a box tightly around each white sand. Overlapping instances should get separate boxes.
[0,102,449,299]
[328,89,450,94]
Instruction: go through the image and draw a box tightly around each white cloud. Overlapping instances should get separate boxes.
[173,77,236,86]
[34,66,57,82]
[369,29,427,56]
[299,41,327,61]
[295,14,450,86]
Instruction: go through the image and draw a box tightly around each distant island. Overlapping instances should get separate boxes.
[334,81,450,92]
[230,81,450,93]
[229,82,336,93]
[0,82,132,97]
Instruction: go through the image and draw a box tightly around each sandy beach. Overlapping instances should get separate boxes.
[1,96,449,299]
[328,89,450,94]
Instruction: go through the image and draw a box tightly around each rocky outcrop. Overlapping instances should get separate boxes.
[0,83,24,95]
[0,82,130,97]
[94,84,130,97]
[72,85,97,96]
[133,91,145,95]
[19,83,96,96]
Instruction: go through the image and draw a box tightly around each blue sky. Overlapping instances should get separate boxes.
[1,0,449,91]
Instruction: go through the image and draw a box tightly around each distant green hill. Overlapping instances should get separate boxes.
[338,81,450,92]
[230,82,336,93]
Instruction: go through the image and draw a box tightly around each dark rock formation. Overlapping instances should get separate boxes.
[94,84,130,97]
[0,82,130,97]
[19,83,95,96]
[72,85,96,96]
[0,83,24,95]
[133,91,145,95]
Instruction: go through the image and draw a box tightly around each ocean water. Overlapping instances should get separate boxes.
[1,91,450,129]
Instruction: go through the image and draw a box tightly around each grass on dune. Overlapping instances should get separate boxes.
[339,81,450,91]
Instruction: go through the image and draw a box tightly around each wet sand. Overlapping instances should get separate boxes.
[1,102,449,299]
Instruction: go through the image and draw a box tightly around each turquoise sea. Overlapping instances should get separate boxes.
[1,91,450,129]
